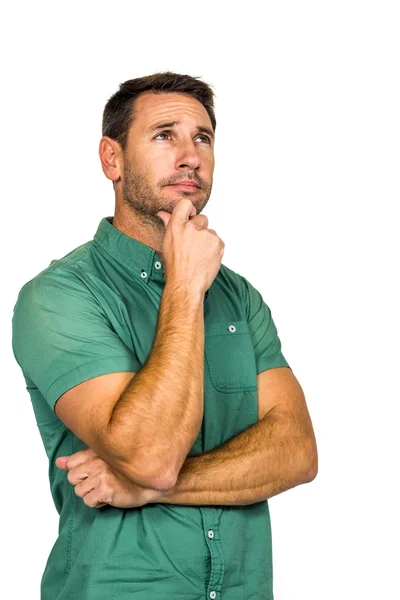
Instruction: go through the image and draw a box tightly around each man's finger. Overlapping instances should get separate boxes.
[157,199,197,227]
[55,456,69,470]
[56,448,98,470]
[156,211,172,228]
[66,448,98,469]
[173,198,197,222]
[67,457,106,485]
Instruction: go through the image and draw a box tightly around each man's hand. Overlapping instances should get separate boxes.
[157,198,225,295]
[55,448,163,509]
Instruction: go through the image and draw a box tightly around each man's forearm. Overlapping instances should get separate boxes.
[153,409,317,506]
[106,280,205,490]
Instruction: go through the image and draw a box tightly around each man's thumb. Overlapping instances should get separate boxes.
[157,211,171,227]
[55,456,69,470]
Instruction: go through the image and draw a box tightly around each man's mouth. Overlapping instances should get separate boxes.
[169,179,200,189]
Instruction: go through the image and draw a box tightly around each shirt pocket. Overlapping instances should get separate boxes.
[204,320,258,393]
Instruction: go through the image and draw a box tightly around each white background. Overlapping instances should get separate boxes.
[2,1,399,598]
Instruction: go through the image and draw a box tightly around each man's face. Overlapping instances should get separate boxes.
[120,91,215,223]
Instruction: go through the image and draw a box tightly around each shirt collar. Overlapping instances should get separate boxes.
[93,216,209,299]
[93,216,165,287]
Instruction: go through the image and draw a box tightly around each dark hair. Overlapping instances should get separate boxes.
[102,71,217,151]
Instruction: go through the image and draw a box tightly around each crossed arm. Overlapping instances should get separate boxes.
[58,366,318,507]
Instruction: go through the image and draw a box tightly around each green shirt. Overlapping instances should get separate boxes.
[12,216,291,600]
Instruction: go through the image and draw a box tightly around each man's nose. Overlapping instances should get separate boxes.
[176,140,201,170]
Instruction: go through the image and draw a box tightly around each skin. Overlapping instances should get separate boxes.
[98,90,216,262]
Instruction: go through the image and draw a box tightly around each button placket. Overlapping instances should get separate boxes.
[199,507,224,600]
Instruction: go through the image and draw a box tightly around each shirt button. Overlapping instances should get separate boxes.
[141,271,148,279]
[210,592,216,599]
[228,324,236,332]
[154,261,162,270]
[208,529,214,539]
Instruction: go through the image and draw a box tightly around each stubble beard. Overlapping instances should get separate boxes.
[122,159,212,228]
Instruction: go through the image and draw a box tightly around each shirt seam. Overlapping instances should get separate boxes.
[45,243,92,274]
[32,263,113,321]
[54,431,75,600]
[45,355,138,398]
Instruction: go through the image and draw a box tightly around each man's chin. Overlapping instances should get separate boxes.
[160,188,205,214]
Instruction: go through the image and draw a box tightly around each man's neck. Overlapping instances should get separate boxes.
[112,208,165,261]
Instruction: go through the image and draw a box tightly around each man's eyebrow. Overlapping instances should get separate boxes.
[147,120,215,140]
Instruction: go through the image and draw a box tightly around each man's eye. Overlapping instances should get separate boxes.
[198,135,211,144]
[154,131,171,140]
[154,131,211,144]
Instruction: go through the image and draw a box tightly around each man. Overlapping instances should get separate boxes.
[12,71,318,600]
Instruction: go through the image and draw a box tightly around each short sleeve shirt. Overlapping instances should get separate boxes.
[12,216,291,600]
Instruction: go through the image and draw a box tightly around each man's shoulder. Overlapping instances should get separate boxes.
[218,261,246,289]
[217,262,270,313]
[38,238,94,279]
[14,239,95,306]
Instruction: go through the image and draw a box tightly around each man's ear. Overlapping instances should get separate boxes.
[99,136,122,184]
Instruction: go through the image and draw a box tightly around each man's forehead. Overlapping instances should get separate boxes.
[134,92,211,128]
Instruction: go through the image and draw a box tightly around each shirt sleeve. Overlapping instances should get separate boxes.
[12,273,142,411]
[240,275,291,374]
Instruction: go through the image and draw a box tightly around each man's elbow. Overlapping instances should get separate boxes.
[122,451,178,492]
[305,460,318,483]
[103,427,178,492]
[126,438,192,492]
[305,443,318,482]
[145,467,178,492]
[300,434,318,483]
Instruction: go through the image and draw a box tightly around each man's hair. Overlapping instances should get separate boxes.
[102,71,217,151]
